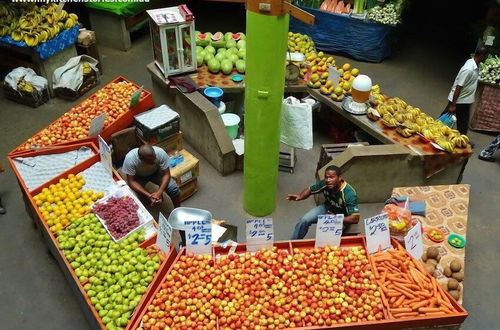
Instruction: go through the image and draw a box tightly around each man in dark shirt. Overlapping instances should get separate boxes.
[287,165,360,239]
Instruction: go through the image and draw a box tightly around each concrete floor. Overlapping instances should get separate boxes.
[1,31,499,329]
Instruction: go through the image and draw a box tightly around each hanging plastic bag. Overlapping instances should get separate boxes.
[280,96,313,150]
[52,55,99,91]
[437,111,457,128]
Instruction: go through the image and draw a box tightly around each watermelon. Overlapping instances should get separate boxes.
[215,53,226,62]
[196,54,204,67]
[196,33,210,47]
[196,46,204,53]
[237,49,246,59]
[235,60,246,73]
[225,39,237,49]
[221,59,233,75]
[228,47,239,55]
[238,32,246,40]
[237,40,246,50]
[228,54,239,64]
[204,45,216,55]
[217,48,227,54]
[224,32,233,41]
[207,58,221,73]
[204,53,215,64]
[211,32,226,48]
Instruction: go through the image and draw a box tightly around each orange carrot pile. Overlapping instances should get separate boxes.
[371,246,458,319]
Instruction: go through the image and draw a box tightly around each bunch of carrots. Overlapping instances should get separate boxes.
[319,0,351,14]
[371,246,458,319]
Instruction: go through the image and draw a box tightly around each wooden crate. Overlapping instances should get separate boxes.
[3,83,50,108]
[54,70,100,101]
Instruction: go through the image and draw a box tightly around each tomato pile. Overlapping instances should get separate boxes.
[139,246,385,330]
[18,81,142,151]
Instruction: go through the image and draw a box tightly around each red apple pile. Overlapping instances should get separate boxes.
[139,246,385,330]
[93,196,140,240]
[18,81,142,151]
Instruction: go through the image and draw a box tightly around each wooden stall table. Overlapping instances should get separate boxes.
[391,184,470,304]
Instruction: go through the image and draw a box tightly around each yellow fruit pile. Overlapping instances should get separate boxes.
[287,32,315,56]
[0,3,78,47]
[375,97,470,152]
[33,174,104,233]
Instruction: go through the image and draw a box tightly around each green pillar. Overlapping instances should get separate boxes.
[243,11,289,216]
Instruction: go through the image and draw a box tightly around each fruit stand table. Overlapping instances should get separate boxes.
[391,184,470,304]
[309,89,473,203]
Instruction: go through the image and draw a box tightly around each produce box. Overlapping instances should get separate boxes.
[134,105,180,144]
[179,178,198,202]
[10,76,154,155]
[92,185,156,242]
[170,149,199,187]
[130,237,467,330]
[3,82,50,108]
[155,131,183,154]
[54,70,100,101]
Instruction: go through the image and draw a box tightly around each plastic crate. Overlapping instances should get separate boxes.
[9,76,154,155]
[54,70,100,101]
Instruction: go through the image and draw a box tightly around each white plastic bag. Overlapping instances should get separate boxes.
[5,67,48,92]
[280,96,313,150]
[52,55,99,91]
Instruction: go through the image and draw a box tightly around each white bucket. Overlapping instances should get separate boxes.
[221,113,240,139]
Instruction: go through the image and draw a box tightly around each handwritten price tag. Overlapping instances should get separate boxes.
[364,213,391,254]
[246,218,273,253]
[98,135,112,175]
[315,214,343,248]
[88,113,106,137]
[129,86,143,108]
[404,221,423,259]
[185,220,212,256]
[157,212,173,253]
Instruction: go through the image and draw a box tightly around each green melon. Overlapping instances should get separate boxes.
[204,45,216,55]
[235,59,246,73]
[207,58,221,73]
[204,53,215,64]
[237,40,246,50]
[225,39,237,49]
[221,59,233,75]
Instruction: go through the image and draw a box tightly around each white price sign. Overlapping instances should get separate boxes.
[404,221,423,260]
[246,218,273,253]
[364,213,391,254]
[98,135,112,175]
[315,214,343,248]
[185,220,212,256]
[88,113,106,137]
[328,66,341,88]
[157,212,173,253]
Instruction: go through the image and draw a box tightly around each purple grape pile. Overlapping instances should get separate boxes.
[93,196,140,240]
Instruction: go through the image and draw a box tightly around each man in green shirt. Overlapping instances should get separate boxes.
[288,165,360,239]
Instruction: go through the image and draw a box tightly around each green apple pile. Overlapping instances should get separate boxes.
[57,214,161,330]
[195,31,246,74]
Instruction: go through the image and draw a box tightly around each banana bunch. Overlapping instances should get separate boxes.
[17,78,34,93]
[396,126,415,138]
[370,84,386,105]
[435,137,455,153]
[381,113,399,128]
[451,134,469,148]
[2,3,78,47]
[82,62,93,75]
[366,107,381,121]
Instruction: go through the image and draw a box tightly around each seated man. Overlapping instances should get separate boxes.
[287,165,360,239]
[122,145,180,212]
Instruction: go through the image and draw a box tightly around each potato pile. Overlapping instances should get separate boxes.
[421,246,464,301]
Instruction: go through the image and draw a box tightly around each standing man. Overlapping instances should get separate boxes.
[122,144,181,210]
[288,165,360,239]
[445,46,488,135]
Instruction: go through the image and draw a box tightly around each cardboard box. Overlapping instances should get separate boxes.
[179,178,198,202]
[170,149,199,186]
[138,131,183,154]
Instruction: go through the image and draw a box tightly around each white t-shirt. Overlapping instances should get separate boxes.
[122,146,170,177]
[448,58,479,104]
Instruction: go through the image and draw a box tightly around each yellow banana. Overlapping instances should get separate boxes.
[59,10,68,20]
[11,30,24,41]
[64,18,74,29]
[69,13,78,21]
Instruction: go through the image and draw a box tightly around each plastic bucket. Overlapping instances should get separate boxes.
[203,87,224,107]
[221,113,240,139]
